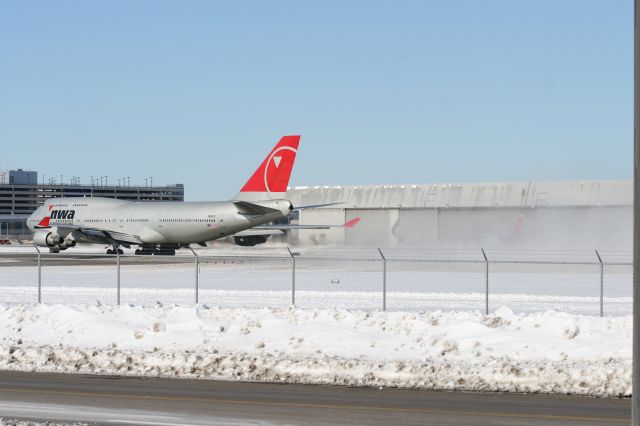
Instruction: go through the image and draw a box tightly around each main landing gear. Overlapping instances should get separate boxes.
[106,245,124,255]
[134,245,176,256]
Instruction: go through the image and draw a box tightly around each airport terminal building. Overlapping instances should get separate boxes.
[0,169,184,239]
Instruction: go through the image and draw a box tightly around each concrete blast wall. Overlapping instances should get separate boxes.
[289,181,632,250]
[296,206,631,250]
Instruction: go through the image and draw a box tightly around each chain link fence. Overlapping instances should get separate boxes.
[0,246,632,315]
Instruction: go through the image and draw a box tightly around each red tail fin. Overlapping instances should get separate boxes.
[235,135,300,200]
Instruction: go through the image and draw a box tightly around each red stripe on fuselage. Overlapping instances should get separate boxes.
[36,216,50,228]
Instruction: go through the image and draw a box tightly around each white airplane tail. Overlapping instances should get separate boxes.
[233,135,300,201]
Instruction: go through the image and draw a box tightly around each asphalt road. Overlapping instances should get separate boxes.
[0,371,630,425]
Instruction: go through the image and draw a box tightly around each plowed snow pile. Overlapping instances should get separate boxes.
[0,304,631,396]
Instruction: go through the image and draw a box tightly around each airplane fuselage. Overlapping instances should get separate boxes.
[25,135,305,252]
[27,197,292,246]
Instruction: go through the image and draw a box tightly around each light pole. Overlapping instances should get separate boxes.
[633,0,639,423]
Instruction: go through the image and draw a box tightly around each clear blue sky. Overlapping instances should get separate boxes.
[0,1,632,201]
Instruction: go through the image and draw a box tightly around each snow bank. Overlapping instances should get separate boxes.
[0,304,631,396]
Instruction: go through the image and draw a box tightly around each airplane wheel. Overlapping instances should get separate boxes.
[106,249,113,255]
[117,249,124,255]
[135,249,141,255]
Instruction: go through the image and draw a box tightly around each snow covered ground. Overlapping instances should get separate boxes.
[0,260,632,315]
[0,420,88,426]
[0,285,631,316]
[0,304,631,397]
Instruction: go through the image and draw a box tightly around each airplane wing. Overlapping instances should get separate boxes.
[53,225,143,247]
[101,230,144,245]
[233,229,284,237]
[230,218,359,247]
[252,217,361,230]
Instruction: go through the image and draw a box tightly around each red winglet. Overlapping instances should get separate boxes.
[240,135,300,194]
[343,217,361,228]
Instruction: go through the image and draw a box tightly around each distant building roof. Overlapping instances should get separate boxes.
[0,214,30,222]
[286,180,632,209]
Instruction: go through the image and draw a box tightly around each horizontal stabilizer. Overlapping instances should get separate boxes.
[343,217,361,228]
[293,202,345,210]
[233,201,279,216]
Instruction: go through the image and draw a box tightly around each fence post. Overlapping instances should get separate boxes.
[34,245,41,304]
[188,247,199,304]
[287,247,296,307]
[595,250,604,317]
[116,248,121,306]
[481,248,489,315]
[378,248,387,311]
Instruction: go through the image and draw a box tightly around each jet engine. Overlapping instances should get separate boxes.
[233,235,268,247]
[32,230,77,251]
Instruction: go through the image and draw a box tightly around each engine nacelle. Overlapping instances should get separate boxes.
[32,230,77,250]
[234,235,268,247]
[59,238,77,249]
[33,230,64,247]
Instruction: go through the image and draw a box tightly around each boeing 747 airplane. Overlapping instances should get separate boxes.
[26,136,358,254]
